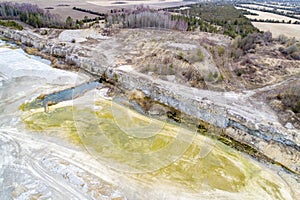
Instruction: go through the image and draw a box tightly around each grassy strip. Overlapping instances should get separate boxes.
[0,20,23,30]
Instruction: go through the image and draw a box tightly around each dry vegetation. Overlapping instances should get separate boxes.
[229,32,300,88]
[253,79,300,129]
[97,29,229,90]
[39,24,299,129]
[61,24,299,92]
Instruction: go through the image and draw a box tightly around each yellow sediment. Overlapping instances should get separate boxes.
[22,98,294,199]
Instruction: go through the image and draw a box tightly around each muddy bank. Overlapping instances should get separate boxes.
[1,25,299,175]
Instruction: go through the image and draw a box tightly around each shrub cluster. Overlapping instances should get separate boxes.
[234,31,272,53]
[0,19,23,30]
[279,43,300,60]
[278,84,300,113]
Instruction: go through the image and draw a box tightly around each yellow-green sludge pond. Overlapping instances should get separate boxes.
[21,94,298,199]
[0,40,299,199]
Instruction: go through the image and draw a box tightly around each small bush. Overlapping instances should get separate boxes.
[218,74,224,81]
[279,47,288,54]
[239,34,257,52]
[40,29,48,35]
[232,35,242,48]
[280,83,300,113]
[169,64,175,75]
[278,34,288,44]
[213,71,218,78]
[236,69,243,76]
[293,101,300,113]
[194,49,204,62]
[231,48,243,60]
[114,73,118,82]
[263,31,272,43]
[163,57,171,64]
[217,46,225,56]
[208,72,214,81]
[178,52,184,60]
[209,46,215,54]
[241,57,253,65]
[177,52,190,63]
[291,52,300,60]
[286,45,299,54]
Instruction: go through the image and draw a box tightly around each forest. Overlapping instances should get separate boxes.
[166,3,260,38]
[0,1,261,38]
[0,2,64,28]
[0,2,94,29]
[106,6,189,31]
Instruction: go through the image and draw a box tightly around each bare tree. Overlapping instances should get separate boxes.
[107,5,188,31]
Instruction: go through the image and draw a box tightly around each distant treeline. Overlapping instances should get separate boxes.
[240,10,259,16]
[72,7,106,19]
[106,6,188,31]
[236,4,300,21]
[0,2,64,28]
[251,18,300,24]
[106,3,260,37]
[166,3,260,38]
[0,2,102,29]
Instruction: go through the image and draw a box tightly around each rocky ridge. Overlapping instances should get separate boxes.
[1,26,299,175]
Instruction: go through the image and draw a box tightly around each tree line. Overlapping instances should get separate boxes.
[0,2,64,28]
[72,7,106,19]
[0,2,102,29]
[106,6,188,31]
[251,18,300,24]
[166,3,260,38]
